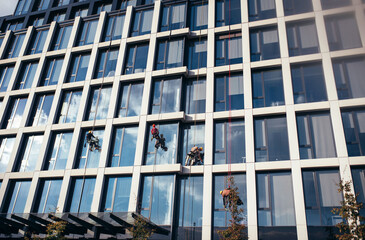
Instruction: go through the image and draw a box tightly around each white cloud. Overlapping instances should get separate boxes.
[0,0,18,17]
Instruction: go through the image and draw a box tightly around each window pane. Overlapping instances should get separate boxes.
[187,38,207,70]
[0,137,16,172]
[151,78,181,114]
[341,109,365,156]
[145,123,178,165]
[190,3,208,30]
[0,65,14,92]
[216,0,241,27]
[77,129,104,169]
[95,48,118,79]
[215,74,244,112]
[86,87,112,121]
[102,177,131,212]
[181,124,205,164]
[27,30,48,55]
[46,132,73,170]
[35,179,62,213]
[250,27,280,61]
[51,25,72,50]
[5,34,25,59]
[30,94,54,126]
[248,0,276,21]
[125,44,149,74]
[77,20,98,46]
[5,181,31,214]
[287,21,319,56]
[68,178,96,213]
[67,53,90,83]
[16,62,38,90]
[185,78,206,114]
[132,9,153,36]
[215,34,243,66]
[110,127,138,167]
[118,83,144,117]
[41,58,64,86]
[18,135,44,172]
[4,97,27,129]
[283,0,313,15]
[58,91,82,123]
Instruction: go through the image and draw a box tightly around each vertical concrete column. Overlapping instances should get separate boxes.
[315,12,330,53]
[66,122,82,170]
[246,163,257,240]
[245,110,255,163]
[281,58,294,105]
[330,101,348,158]
[322,54,338,101]
[76,83,90,122]
[204,112,213,165]
[241,0,249,23]
[90,168,105,212]
[0,30,11,58]
[277,17,289,58]
[150,1,161,34]
[68,17,81,48]
[128,166,142,212]
[205,68,214,113]
[42,21,57,53]
[201,165,212,240]
[275,0,285,17]
[122,6,134,39]
[291,161,308,240]
[35,125,53,171]
[5,128,24,173]
[94,11,106,44]
[18,26,33,58]
[57,170,71,212]
[24,171,40,213]
[134,115,147,166]
[208,0,215,29]
[355,5,365,47]
[243,63,252,110]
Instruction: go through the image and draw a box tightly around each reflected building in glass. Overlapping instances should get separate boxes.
[0,0,364,239]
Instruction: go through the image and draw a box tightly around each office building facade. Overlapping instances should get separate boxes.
[0,0,364,239]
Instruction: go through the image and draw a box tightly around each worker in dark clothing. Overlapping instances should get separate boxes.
[151,124,168,151]
[86,130,100,152]
[185,146,204,166]
[151,124,159,140]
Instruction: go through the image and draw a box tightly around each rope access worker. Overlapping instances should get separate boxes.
[86,130,100,152]
[151,124,168,151]
[185,146,203,166]
[220,188,243,210]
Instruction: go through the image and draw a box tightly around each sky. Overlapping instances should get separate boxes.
[0,0,18,17]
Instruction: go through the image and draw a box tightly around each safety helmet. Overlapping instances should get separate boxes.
[88,130,92,133]
[199,147,203,151]
[152,124,156,127]
[220,191,223,195]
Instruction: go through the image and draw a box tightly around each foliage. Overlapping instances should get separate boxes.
[332,180,365,240]
[217,176,248,240]
[128,214,155,240]
[24,219,67,240]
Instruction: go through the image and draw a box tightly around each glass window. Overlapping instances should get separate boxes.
[0,65,14,92]
[3,97,27,129]
[252,68,285,108]
[248,0,276,21]
[103,15,125,41]
[321,0,351,10]
[297,112,337,159]
[325,14,362,51]
[151,78,182,114]
[120,0,137,10]
[189,2,208,30]
[156,38,184,70]
[101,176,131,212]
[185,78,206,114]
[216,33,243,66]
[31,17,45,27]
[287,20,319,56]
[283,0,313,16]
[177,176,203,239]
[131,9,153,37]
[291,62,327,104]
[72,8,89,18]
[15,61,39,90]
[76,129,104,169]
[145,123,179,165]
[341,109,365,157]
[216,0,241,27]
[254,116,290,162]
[51,12,66,22]
[215,73,244,112]
[76,20,99,47]
[303,169,342,231]
[0,38,3,49]
[67,177,96,213]
[95,3,112,14]
[86,86,112,121]
[27,29,49,55]
[0,137,16,173]
[333,57,365,100]
[34,179,62,213]
[181,124,205,164]
[37,0,51,10]
[29,94,54,127]
[66,53,90,83]
[257,172,297,239]
[140,175,175,225]
[213,175,246,238]
[45,132,73,170]
[41,57,64,86]
[17,135,44,172]
[124,43,149,74]
[250,27,280,61]
[57,90,82,124]
[118,82,144,117]
[94,48,118,79]
[51,25,72,50]
[214,120,245,164]
[6,21,24,31]
[160,3,186,32]
[15,0,31,15]
[351,167,365,219]
[55,0,70,7]
[2,180,31,214]
[187,38,207,70]
[4,34,25,59]
[110,126,138,167]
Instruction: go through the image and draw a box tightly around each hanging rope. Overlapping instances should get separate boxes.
[227,0,233,187]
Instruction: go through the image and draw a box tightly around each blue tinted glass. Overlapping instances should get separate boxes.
[58,91,82,123]
[47,132,73,170]
[132,9,153,36]
[215,74,244,112]
[291,63,327,104]
[95,49,118,79]
[160,4,186,31]
[125,44,148,74]
[5,98,27,129]
[118,83,144,117]
[181,124,205,164]
[18,135,43,172]
[69,178,95,213]
[7,181,31,214]
[77,129,104,169]
[151,78,182,114]
[190,3,208,30]
[185,78,206,114]
[102,177,131,212]
[283,0,313,15]
[216,0,241,27]
[341,110,365,156]
[145,123,179,165]
[6,34,25,59]
[17,62,38,90]
[250,27,280,61]
[0,137,16,172]
[287,21,319,57]
[111,127,138,167]
[36,179,62,213]
[87,87,112,121]
[31,94,54,126]
[0,65,14,92]
[215,34,243,66]
[248,0,276,21]
[187,39,207,70]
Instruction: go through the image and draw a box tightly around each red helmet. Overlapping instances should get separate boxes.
[152,124,156,127]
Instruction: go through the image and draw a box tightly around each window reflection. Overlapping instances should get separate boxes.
[160,3,186,32]
[214,120,245,164]
[118,82,144,117]
[216,33,242,66]
[216,0,241,27]
[76,129,104,169]
[17,135,44,172]
[248,0,276,21]
[101,176,131,212]
[4,97,27,129]
[41,57,64,86]
[110,127,138,167]
[124,43,149,74]
[185,78,206,114]
[3,180,31,214]
[181,124,205,164]
[0,65,14,92]
[29,94,54,126]
[341,109,365,157]
[67,53,90,83]
[57,90,82,123]
[45,132,73,170]
[86,86,112,121]
[34,179,62,213]
[151,78,182,114]
[215,73,244,112]
[67,178,95,213]
[94,48,118,79]
[0,137,16,173]
[250,27,280,62]
[145,123,179,165]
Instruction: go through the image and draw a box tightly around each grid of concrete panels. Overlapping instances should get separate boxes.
[0,0,363,239]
